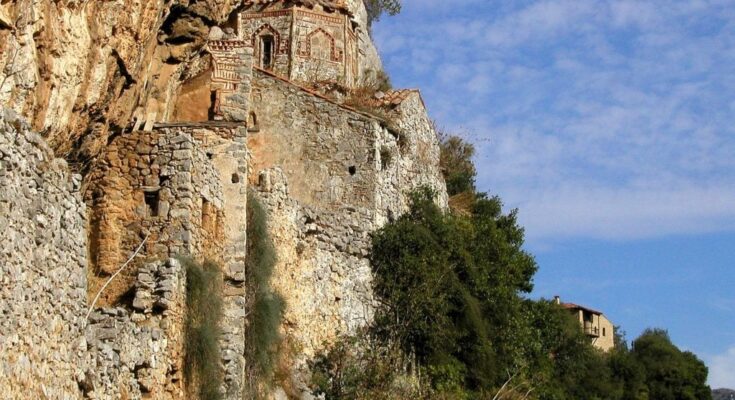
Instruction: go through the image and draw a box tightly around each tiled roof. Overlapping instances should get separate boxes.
[371,89,419,108]
[562,302,603,315]
[243,0,350,13]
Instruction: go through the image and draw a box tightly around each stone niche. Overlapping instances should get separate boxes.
[84,128,226,307]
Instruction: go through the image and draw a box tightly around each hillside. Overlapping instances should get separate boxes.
[714,389,735,400]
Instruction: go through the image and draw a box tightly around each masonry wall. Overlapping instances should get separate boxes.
[240,10,293,76]
[249,70,382,210]
[246,71,447,396]
[594,315,615,352]
[83,124,249,399]
[291,9,353,85]
[84,129,225,306]
[388,91,449,212]
[0,109,88,399]
[85,258,187,399]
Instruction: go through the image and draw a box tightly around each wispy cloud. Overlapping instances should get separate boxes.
[375,0,735,242]
[708,346,735,388]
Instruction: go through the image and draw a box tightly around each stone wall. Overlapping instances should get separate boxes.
[249,69,383,210]
[386,90,449,214]
[84,123,249,398]
[247,71,447,395]
[239,5,358,87]
[84,129,226,306]
[85,258,186,399]
[0,108,88,399]
[185,124,250,398]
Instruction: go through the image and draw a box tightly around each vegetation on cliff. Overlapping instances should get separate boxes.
[182,258,224,400]
[365,0,402,26]
[244,191,285,399]
[309,135,712,399]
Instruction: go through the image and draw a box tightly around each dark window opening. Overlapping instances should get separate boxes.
[231,173,240,184]
[248,111,258,130]
[144,191,160,217]
[261,35,275,70]
[348,166,357,176]
[603,328,606,337]
[209,91,218,120]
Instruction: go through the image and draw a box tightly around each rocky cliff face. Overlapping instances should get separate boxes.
[0,0,380,160]
[0,2,443,399]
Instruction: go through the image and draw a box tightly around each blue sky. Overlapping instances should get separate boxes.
[374,0,735,388]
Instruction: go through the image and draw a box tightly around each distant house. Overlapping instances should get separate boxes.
[555,296,615,352]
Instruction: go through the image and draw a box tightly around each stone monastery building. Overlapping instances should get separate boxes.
[65,0,448,398]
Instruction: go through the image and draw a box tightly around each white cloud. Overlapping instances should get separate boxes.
[708,346,735,388]
[504,184,735,241]
[375,1,735,243]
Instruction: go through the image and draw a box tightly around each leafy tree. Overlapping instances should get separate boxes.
[370,188,537,394]
[365,0,402,27]
[309,330,421,400]
[438,134,477,196]
[630,329,712,400]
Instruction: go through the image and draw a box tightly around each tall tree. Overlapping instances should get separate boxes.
[364,0,402,27]
[370,188,537,394]
[439,135,477,196]
[631,329,712,400]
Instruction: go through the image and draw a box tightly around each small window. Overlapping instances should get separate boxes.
[248,111,258,129]
[603,327,606,337]
[348,166,356,176]
[144,191,159,217]
[261,35,275,69]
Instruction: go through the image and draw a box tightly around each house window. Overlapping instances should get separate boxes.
[603,327,606,337]
[260,35,275,69]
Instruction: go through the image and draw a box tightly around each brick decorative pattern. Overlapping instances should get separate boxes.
[297,27,341,62]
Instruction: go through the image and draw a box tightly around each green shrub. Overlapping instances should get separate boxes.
[437,133,476,197]
[244,191,285,399]
[309,330,422,400]
[181,257,224,400]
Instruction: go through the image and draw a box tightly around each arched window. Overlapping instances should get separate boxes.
[310,31,331,61]
[260,35,275,69]
[248,111,258,129]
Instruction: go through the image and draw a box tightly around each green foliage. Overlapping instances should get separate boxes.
[244,191,285,398]
[367,187,712,399]
[370,187,537,394]
[438,134,477,196]
[305,132,712,398]
[365,0,402,27]
[630,329,712,400]
[182,257,224,400]
[309,330,421,400]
